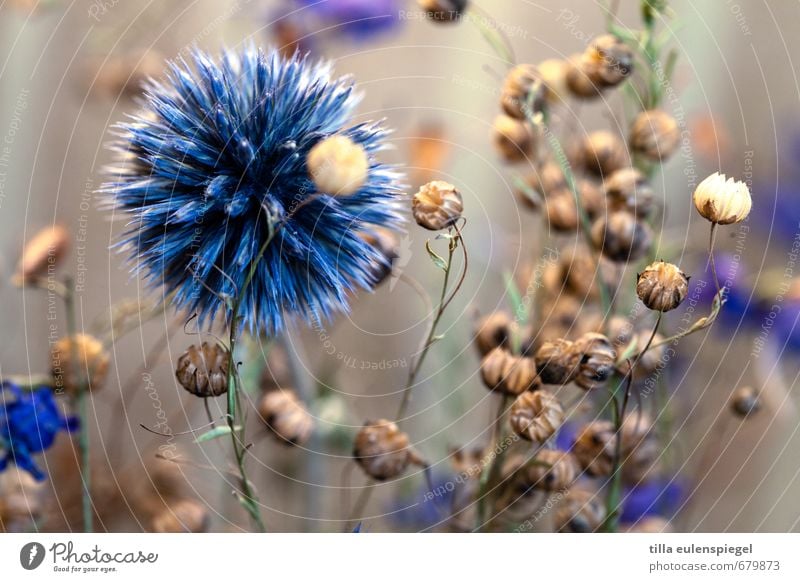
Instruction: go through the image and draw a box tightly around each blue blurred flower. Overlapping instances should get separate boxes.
[388,473,454,529]
[102,47,403,335]
[620,479,684,524]
[0,381,78,481]
[292,0,403,41]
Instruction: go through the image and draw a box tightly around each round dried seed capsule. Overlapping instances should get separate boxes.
[508,390,564,443]
[565,53,603,99]
[358,228,400,286]
[591,210,653,262]
[629,109,680,162]
[353,419,422,481]
[546,189,579,232]
[731,386,761,417]
[636,261,690,312]
[258,389,315,446]
[585,34,634,88]
[492,114,535,163]
[555,488,606,533]
[573,420,617,477]
[474,311,513,356]
[51,334,110,395]
[418,0,468,23]
[175,342,230,397]
[500,63,547,120]
[581,130,627,177]
[412,180,463,231]
[524,449,579,492]
[534,338,581,385]
[574,332,617,390]
[604,167,656,219]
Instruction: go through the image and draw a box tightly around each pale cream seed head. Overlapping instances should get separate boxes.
[693,171,752,225]
[307,135,369,196]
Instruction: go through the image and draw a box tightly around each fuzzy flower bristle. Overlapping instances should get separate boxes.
[101,46,404,335]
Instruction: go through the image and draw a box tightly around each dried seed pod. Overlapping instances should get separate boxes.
[591,210,653,262]
[555,488,606,533]
[565,54,603,99]
[450,445,485,477]
[585,34,634,88]
[534,338,580,385]
[149,498,209,533]
[731,386,761,417]
[630,110,680,161]
[492,114,534,163]
[412,180,463,230]
[636,261,690,312]
[693,172,752,225]
[537,58,569,104]
[546,189,579,232]
[604,167,656,218]
[574,416,656,478]
[500,63,547,120]
[528,161,567,197]
[573,420,617,477]
[574,332,617,390]
[560,245,601,298]
[258,389,315,446]
[581,130,627,177]
[480,347,510,390]
[50,334,110,395]
[13,225,70,286]
[524,449,579,492]
[480,348,539,396]
[508,390,564,442]
[175,342,230,397]
[307,135,369,196]
[358,228,399,285]
[607,315,635,348]
[418,0,468,23]
[353,419,422,480]
[474,311,513,356]
[578,178,606,219]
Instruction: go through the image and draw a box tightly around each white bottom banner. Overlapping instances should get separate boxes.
[1,533,798,581]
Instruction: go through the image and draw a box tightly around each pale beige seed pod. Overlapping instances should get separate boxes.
[555,488,606,533]
[149,498,209,533]
[480,348,539,396]
[604,167,656,218]
[630,110,680,161]
[175,342,230,397]
[418,0,468,23]
[13,225,70,286]
[534,338,580,385]
[480,347,510,391]
[358,228,399,286]
[581,130,628,177]
[731,386,761,417]
[692,172,752,225]
[546,189,579,232]
[353,419,423,480]
[636,261,690,312]
[585,34,634,88]
[574,332,617,390]
[258,389,315,446]
[492,114,534,163]
[508,390,564,442]
[474,311,513,356]
[412,180,463,231]
[51,334,110,395]
[536,58,569,104]
[500,63,547,120]
[524,449,579,492]
[565,53,603,99]
[307,135,369,196]
[591,210,653,262]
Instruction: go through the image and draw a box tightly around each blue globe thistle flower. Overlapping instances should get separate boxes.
[102,46,404,335]
[0,381,79,481]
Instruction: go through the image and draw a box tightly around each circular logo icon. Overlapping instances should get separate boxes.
[19,542,46,570]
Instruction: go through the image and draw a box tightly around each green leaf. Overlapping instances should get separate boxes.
[194,425,234,443]
[426,241,449,271]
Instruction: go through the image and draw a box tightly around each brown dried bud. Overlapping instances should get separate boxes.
[13,225,70,286]
[358,228,399,285]
[307,135,369,196]
[636,261,690,312]
[573,420,617,477]
[604,167,656,218]
[258,389,315,446]
[175,342,230,398]
[353,419,423,480]
[500,64,547,120]
[480,348,540,396]
[555,488,606,533]
[418,0,468,23]
[534,338,580,385]
[51,334,109,395]
[630,110,680,161]
[474,311,513,356]
[585,34,634,88]
[546,189,579,232]
[578,178,606,219]
[581,130,628,177]
[565,54,603,99]
[412,180,463,230]
[509,390,564,442]
[574,416,656,478]
[492,114,534,163]
[149,498,209,533]
[574,332,617,390]
[591,211,653,262]
[524,449,579,492]
[528,161,567,197]
[731,386,761,417]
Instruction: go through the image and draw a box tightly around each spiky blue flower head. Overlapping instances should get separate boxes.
[0,381,78,481]
[102,46,404,335]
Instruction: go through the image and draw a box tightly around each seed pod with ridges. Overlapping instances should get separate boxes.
[492,114,534,163]
[573,420,617,477]
[524,449,579,492]
[500,64,547,120]
[474,311,513,356]
[731,386,761,417]
[692,172,752,225]
[480,347,510,391]
[418,0,468,23]
[502,356,540,395]
[412,180,463,231]
[546,189,579,232]
[574,332,617,390]
[149,498,209,533]
[13,225,70,286]
[358,228,399,286]
[509,391,564,443]
[307,135,369,196]
[630,110,680,161]
[555,488,606,533]
[175,342,230,397]
[636,261,690,312]
[565,54,603,99]
[534,338,580,385]
[581,130,628,177]
[604,167,656,219]
[585,34,634,88]
[591,210,653,262]
[353,419,423,480]
[578,177,606,219]
[258,389,315,446]
[51,334,110,395]
[528,161,567,197]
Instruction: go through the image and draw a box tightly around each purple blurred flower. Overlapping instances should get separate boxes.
[292,0,403,40]
[621,479,685,524]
